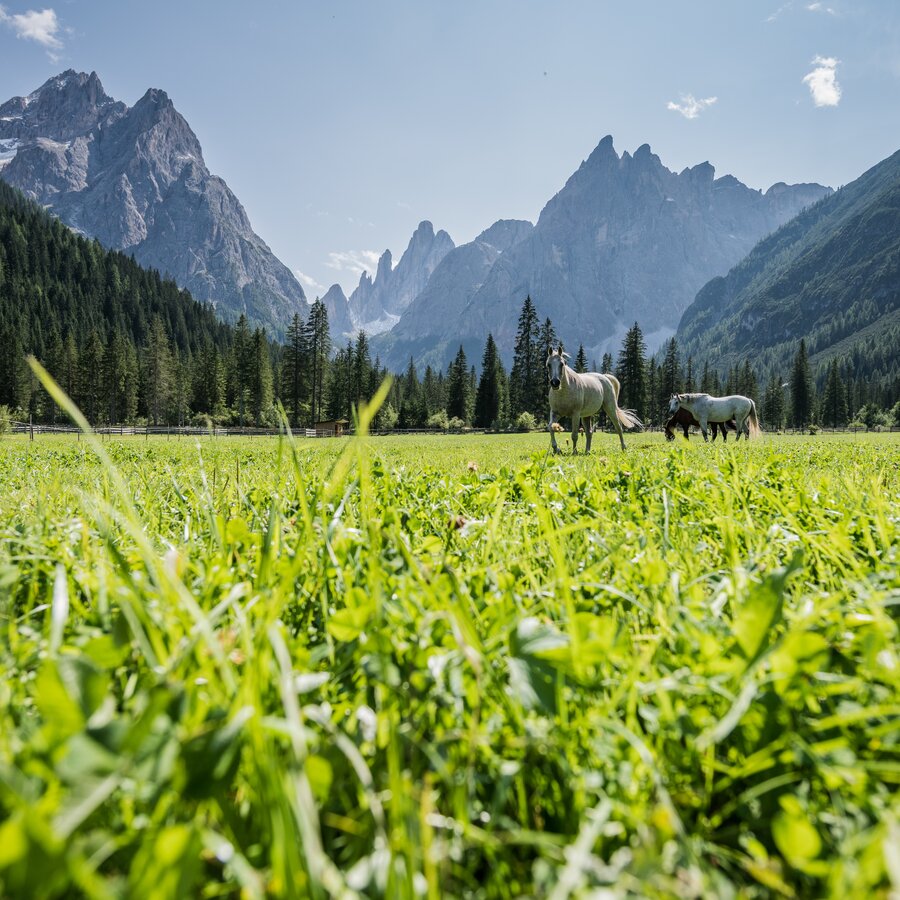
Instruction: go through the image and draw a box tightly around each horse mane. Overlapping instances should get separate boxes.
[678,392,711,401]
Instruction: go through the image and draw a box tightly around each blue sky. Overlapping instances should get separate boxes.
[1,1,898,298]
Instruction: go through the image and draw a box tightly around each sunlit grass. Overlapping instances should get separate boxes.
[0,429,898,897]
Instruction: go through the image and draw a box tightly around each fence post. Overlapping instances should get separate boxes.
[29,414,34,442]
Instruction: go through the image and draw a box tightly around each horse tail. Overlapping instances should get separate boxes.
[617,407,642,431]
[748,400,762,438]
[605,373,621,401]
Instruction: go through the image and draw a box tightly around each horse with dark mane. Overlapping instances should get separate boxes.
[664,407,736,442]
[546,346,641,452]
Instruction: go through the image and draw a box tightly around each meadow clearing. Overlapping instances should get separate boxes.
[0,423,898,898]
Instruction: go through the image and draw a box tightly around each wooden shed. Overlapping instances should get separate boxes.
[313,418,350,437]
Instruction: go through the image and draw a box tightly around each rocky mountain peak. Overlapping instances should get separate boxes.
[583,134,617,168]
[321,284,354,340]
[347,220,455,332]
[0,70,306,335]
[475,219,534,253]
[0,69,125,141]
[375,134,832,371]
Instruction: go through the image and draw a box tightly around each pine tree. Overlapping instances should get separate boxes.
[685,356,695,393]
[822,359,848,427]
[194,341,225,420]
[307,298,331,425]
[762,374,786,431]
[421,365,443,420]
[231,315,253,427]
[249,329,274,426]
[538,317,557,358]
[281,312,306,426]
[661,338,681,402]
[103,330,129,424]
[574,344,588,374]
[351,331,372,415]
[615,322,647,419]
[509,295,543,418]
[81,329,107,424]
[601,353,613,374]
[446,345,471,423]
[790,339,813,428]
[474,334,506,427]
[738,360,758,403]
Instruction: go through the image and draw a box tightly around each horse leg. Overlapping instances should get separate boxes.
[682,424,690,440]
[570,415,579,455]
[735,415,745,441]
[549,407,560,454]
[606,397,626,450]
[583,416,593,453]
[700,416,709,442]
[711,422,719,442]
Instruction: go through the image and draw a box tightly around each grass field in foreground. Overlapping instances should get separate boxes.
[0,429,898,898]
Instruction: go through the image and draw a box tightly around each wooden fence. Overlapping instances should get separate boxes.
[11,421,899,441]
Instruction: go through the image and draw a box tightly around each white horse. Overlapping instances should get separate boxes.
[667,392,761,441]
[546,346,642,452]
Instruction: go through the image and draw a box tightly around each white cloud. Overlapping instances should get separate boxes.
[666,94,718,120]
[803,56,841,107]
[325,250,380,279]
[766,2,793,23]
[294,270,325,294]
[0,6,64,56]
[806,2,836,13]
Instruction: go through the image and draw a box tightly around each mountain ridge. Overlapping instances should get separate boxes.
[371,136,830,371]
[675,147,900,387]
[0,70,306,336]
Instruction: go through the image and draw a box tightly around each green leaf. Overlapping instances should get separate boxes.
[772,807,821,863]
[327,604,374,642]
[733,551,803,667]
[508,617,569,713]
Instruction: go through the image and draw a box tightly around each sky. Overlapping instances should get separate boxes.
[1,0,899,299]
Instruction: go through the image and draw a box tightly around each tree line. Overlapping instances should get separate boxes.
[1,180,896,431]
[613,323,900,431]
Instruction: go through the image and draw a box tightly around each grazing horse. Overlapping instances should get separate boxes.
[667,392,761,441]
[664,407,736,442]
[546,346,642,452]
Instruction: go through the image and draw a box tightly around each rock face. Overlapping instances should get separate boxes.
[0,70,306,334]
[321,283,354,341]
[347,220,454,334]
[377,136,830,370]
[372,220,534,370]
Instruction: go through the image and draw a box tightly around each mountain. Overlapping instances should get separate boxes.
[321,283,354,340]
[347,220,454,334]
[372,219,534,370]
[0,70,306,335]
[376,136,830,371]
[676,148,900,387]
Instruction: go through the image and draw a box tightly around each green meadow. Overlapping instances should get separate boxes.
[0,425,898,898]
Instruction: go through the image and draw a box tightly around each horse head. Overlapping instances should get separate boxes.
[667,393,682,415]
[546,344,568,390]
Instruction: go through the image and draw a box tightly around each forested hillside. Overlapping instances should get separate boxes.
[0,181,276,425]
[676,148,900,409]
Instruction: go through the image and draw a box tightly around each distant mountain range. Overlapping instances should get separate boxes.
[0,70,306,335]
[347,136,830,371]
[676,148,900,384]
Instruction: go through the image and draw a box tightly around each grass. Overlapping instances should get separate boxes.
[0,425,898,898]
